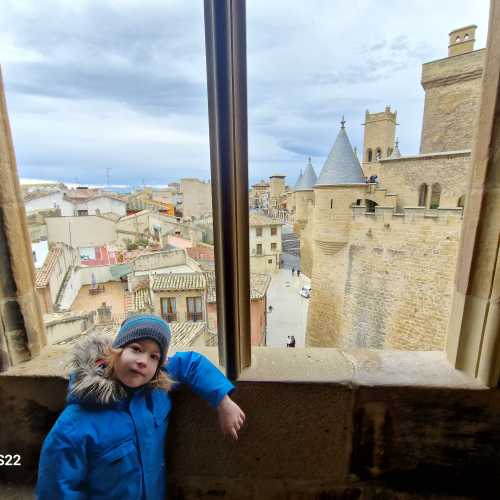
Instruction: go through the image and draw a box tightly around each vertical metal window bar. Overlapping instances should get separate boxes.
[204,0,251,380]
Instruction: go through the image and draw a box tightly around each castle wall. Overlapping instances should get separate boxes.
[420,49,485,153]
[378,152,470,208]
[306,206,463,350]
[306,186,366,347]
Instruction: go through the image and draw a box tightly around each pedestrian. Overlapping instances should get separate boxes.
[36,314,245,499]
[292,267,295,276]
[286,336,291,348]
[289,335,296,348]
[297,269,301,278]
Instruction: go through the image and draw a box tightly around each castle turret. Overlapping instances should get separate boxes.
[362,106,397,178]
[307,119,367,348]
[388,138,402,159]
[294,157,317,226]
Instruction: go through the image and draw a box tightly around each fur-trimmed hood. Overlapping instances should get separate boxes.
[67,334,127,405]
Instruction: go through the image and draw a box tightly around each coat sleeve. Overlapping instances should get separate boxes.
[36,425,88,500]
[163,351,235,407]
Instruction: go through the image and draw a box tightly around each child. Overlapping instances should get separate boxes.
[36,314,245,499]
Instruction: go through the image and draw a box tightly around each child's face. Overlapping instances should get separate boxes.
[114,339,162,388]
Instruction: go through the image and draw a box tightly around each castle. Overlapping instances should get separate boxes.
[292,26,485,350]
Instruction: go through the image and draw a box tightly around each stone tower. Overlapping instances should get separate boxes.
[420,26,485,153]
[293,158,317,276]
[269,174,286,210]
[294,157,317,226]
[362,106,397,178]
[306,120,367,347]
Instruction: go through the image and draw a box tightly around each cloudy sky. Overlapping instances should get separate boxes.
[0,0,490,188]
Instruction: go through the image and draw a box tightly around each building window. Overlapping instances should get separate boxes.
[256,244,263,256]
[430,183,441,208]
[418,183,429,207]
[161,297,177,322]
[375,147,382,160]
[186,296,203,322]
[256,227,263,237]
[270,227,277,236]
[271,243,277,251]
[457,195,465,208]
[268,259,273,264]
[77,210,89,216]
[367,149,373,162]
[330,199,333,209]
[366,199,378,213]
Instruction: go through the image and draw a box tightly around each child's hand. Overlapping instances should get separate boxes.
[217,395,245,440]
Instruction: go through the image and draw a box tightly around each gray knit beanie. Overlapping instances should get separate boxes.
[113,314,171,362]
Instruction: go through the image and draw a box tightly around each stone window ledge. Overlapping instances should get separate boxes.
[2,345,486,390]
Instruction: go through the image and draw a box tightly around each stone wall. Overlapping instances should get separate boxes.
[378,151,471,208]
[307,206,463,349]
[2,348,500,499]
[420,49,485,153]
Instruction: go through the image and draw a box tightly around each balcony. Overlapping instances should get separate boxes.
[186,311,203,322]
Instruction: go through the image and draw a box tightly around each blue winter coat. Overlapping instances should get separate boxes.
[35,335,234,500]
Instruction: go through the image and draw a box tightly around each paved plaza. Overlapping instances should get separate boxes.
[265,266,309,348]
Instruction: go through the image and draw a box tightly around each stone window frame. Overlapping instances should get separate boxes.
[366,148,373,162]
[1,1,499,386]
[256,227,263,237]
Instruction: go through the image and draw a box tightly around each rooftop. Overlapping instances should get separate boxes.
[205,271,271,303]
[152,272,206,291]
[295,157,318,191]
[316,120,366,187]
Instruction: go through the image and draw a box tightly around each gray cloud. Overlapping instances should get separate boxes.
[0,0,490,186]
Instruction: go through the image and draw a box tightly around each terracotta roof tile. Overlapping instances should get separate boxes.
[152,272,206,291]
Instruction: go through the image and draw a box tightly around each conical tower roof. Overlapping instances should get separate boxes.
[296,157,317,191]
[293,169,303,190]
[316,119,366,187]
[389,138,402,159]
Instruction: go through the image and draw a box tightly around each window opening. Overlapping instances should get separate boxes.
[430,183,441,208]
[161,297,177,323]
[418,183,429,207]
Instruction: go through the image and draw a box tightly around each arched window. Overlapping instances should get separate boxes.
[455,35,461,42]
[418,183,428,207]
[356,199,362,206]
[457,195,465,208]
[464,33,469,40]
[330,199,333,209]
[376,147,382,160]
[430,183,441,208]
[387,147,393,157]
[367,149,373,162]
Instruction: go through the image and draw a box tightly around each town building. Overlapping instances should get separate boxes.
[180,178,212,220]
[249,213,283,273]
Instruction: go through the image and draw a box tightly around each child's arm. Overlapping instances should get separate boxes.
[36,428,87,499]
[164,351,245,439]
